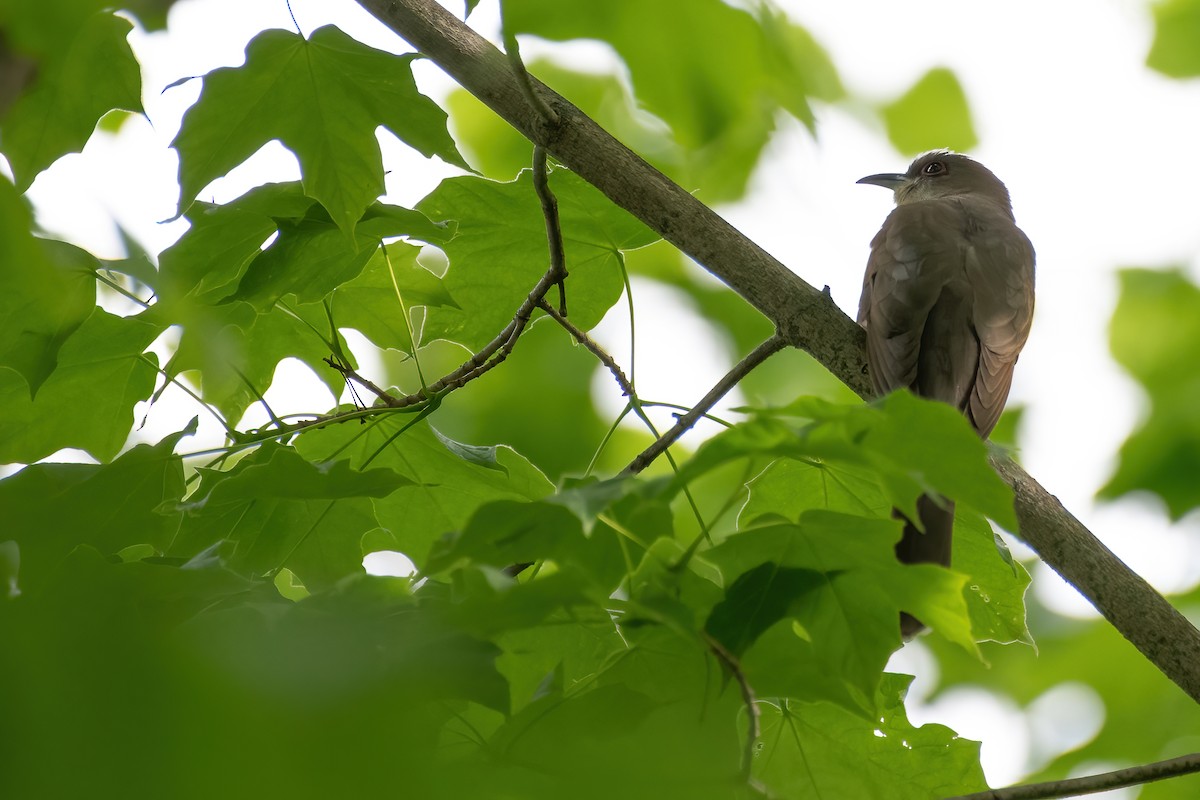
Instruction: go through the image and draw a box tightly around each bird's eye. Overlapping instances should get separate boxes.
[922,161,945,176]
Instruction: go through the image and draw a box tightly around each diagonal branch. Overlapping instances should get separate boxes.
[945,752,1200,800]
[353,0,1200,704]
[624,334,786,475]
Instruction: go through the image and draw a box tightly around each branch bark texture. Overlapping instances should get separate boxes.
[356,0,1200,704]
[946,752,1200,800]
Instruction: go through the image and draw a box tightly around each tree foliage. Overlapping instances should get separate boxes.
[1,1,1199,798]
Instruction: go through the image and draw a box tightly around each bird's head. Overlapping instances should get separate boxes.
[857,150,1013,216]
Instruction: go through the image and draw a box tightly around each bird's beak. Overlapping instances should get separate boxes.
[856,172,908,189]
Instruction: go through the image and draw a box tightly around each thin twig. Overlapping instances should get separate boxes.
[533,145,568,314]
[322,356,394,403]
[538,298,631,395]
[380,265,558,408]
[624,334,786,475]
[704,633,760,783]
[944,753,1200,800]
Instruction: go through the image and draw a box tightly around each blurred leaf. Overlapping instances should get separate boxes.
[295,417,555,568]
[190,443,412,504]
[930,609,1200,797]
[0,11,143,190]
[0,547,502,799]
[1100,268,1200,517]
[881,67,977,156]
[425,499,586,573]
[173,26,467,236]
[989,403,1025,450]
[1147,0,1200,77]
[0,309,160,463]
[0,183,96,396]
[504,0,841,200]
[481,625,744,799]
[448,59,680,182]
[170,442,404,590]
[758,6,845,129]
[0,428,187,592]
[417,167,657,350]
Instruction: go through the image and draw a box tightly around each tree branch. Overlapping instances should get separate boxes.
[537,298,633,396]
[945,752,1200,800]
[623,334,786,475]
[354,0,1200,704]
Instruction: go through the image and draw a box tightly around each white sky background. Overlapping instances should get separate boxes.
[15,0,1200,790]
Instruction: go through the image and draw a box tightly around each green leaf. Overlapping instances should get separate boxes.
[704,512,975,711]
[170,443,406,590]
[448,59,678,182]
[881,67,978,156]
[1100,268,1200,517]
[229,201,451,310]
[754,676,987,798]
[1,11,143,190]
[417,167,657,350]
[161,299,344,423]
[0,309,160,463]
[1147,0,1200,77]
[295,418,555,568]
[0,428,188,592]
[705,562,822,657]
[482,625,745,799]
[172,26,467,237]
[495,608,628,712]
[503,0,841,200]
[425,499,586,574]
[953,510,1031,645]
[192,444,412,504]
[155,187,292,302]
[0,540,19,599]
[332,240,458,354]
[743,458,1028,645]
[682,393,1017,532]
[0,548,506,798]
[0,182,96,396]
[864,391,1018,531]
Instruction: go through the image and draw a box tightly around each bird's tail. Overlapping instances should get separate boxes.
[895,494,955,638]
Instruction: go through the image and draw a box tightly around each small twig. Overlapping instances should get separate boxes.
[381,265,558,408]
[624,334,787,475]
[532,145,568,314]
[322,356,394,403]
[704,632,760,783]
[538,298,630,395]
[945,753,1200,800]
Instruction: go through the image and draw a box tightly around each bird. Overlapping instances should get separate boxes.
[857,150,1035,637]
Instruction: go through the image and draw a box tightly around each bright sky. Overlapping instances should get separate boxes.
[15,0,1200,790]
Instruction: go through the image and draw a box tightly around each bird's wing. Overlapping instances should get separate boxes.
[859,202,964,396]
[964,217,1036,436]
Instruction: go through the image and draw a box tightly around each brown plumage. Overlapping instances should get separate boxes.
[857,151,1035,637]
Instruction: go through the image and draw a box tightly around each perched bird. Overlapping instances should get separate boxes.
[857,150,1035,636]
